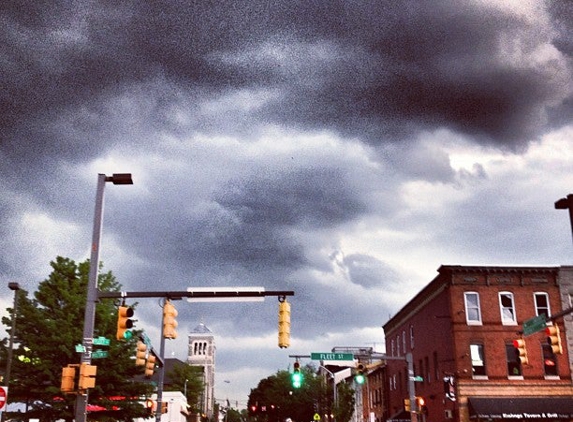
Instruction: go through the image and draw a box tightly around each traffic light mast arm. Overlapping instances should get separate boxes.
[98,289,295,299]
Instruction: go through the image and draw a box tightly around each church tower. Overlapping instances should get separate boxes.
[187,321,215,420]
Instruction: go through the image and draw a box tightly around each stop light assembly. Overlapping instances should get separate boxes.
[116,305,134,340]
[61,365,77,394]
[145,353,157,378]
[278,298,291,348]
[163,300,178,339]
[546,325,562,354]
[513,337,528,365]
[78,363,97,390]
[355,363,366,384]
[136,340,148,366]
[291,361,303,388]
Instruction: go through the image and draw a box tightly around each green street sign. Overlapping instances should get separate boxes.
[93,337,110,346]
[311,352,354,361]
[413,376,423,382]
[91,350,109,359]
[75,344,86,353]
[523,314,547,336]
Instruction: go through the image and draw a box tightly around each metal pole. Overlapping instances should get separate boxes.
[406,353,418,422]
[75,173,106,422]
[2,283,20,422]
[155,301,167,422]
[319,366,337,422]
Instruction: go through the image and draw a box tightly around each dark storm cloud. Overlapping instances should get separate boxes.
[2,0,571,164]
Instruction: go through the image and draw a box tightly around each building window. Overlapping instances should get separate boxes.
[402,331,406,353]
[534,292,551,320]
[499,292,517,325]
[542,344,558,377]
[410,325,414,349]
[470,344,486,376]
[396,335,401,356]
[506,343,522,376]
[464,292,482,325]
[391,339,395,357]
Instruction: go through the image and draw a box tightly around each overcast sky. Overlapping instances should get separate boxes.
[2,0,573,406]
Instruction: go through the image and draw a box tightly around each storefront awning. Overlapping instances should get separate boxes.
[469,397,573,419]
[387,410,411,422]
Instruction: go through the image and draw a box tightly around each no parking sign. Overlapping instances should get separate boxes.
[0,386,8,411]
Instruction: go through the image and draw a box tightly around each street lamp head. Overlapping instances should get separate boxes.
[8,282,20,291]
[106,173,133,185]
[555,198,569,210]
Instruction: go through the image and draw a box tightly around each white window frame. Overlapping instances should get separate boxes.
[499,291,517,325]
[410,325,414,349]
[464,292,482,325]
[402,330,406,353]
[534,292,551,320]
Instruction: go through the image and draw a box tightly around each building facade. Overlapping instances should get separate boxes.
[383,265,573,422]
[188,321,216,420]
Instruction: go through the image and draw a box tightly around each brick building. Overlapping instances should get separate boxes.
[383,265,573,422]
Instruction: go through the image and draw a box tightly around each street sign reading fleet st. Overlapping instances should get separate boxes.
[311,352,354,361]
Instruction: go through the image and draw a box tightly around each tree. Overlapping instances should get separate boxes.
[333,381,355,422]
[248,363,328,422]
[1,256,154,422]
[164,361,204,413]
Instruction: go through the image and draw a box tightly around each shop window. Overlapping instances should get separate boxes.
[464,292,482,325]
[506,343,522,377]
[470,344,487,376]
[542,344,558,377]
[499,292,517,325]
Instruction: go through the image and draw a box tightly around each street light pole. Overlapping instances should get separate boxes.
[2,282,20,422]
[75,173,132,422]
[555,194,573,244]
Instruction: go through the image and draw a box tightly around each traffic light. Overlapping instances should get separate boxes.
[145,354,157,377]
[116,305,134,340]
[354,363,366,384]
[546,325,563,354]
[278,300,291,348]
[163,300,178,339]
[404,398,411,412]
[78,363,97,390]
[135,340,147,366]
[416,397,427,414]
[145,398,157,416]
[161,402,168,414]
[513,338,529,365]
[291,361,303,388]
[61,365,76,393]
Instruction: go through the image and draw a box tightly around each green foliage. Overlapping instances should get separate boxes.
[164,361,204,413]
[1,256,154,422]
[248,363,335,422]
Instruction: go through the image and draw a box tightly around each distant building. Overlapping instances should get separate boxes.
[383,265,573,422]
[188,321,216,420]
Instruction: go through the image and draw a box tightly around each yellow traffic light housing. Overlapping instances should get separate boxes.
[145,398,157,415]
[163,300,178,339]
[513,338,529,365]
[136,340,147,366]
[403,398,411,412]
[278,299,291,348]
[78,363,97,390]
[116,305,134,340]
[145,354,157,378]
[355,363,366,384]
[161,402,168,414]
[61,365,77,394]
[546,325,562,354]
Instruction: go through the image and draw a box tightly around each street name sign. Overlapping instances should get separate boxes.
[91,350,109,359]
[92,337,110,346]
[522,314,547,336]
[311,352,354,361]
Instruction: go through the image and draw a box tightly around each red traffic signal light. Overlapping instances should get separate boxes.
[513,338,528,364]
[546,325,563,354]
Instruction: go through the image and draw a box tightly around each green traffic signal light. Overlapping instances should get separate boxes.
[291,371,303,388]
[354,374,365,384]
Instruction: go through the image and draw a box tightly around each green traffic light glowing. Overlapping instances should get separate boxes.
[354,374,365,384]
[291,372,303,388]
[123,331,133,339]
